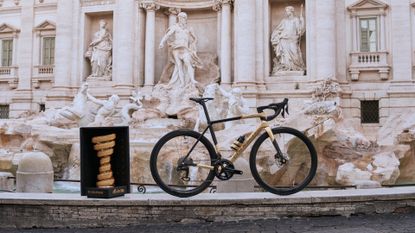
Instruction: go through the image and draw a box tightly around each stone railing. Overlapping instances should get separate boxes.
[0,66,18,89]
[349,51,390,81]
[0,66,17,77]
[33,65,54,88]
[36,65,54,74]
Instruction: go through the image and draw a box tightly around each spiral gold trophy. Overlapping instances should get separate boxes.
[92,133,116,188]
[80,126,130,198]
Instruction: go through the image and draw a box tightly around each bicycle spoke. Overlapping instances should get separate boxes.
[150,130,216,197]
[250,127,317,195]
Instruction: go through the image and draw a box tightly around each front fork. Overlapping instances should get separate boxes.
[264,126,287,163]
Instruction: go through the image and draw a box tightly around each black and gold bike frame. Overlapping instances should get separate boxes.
[184,101,283,170]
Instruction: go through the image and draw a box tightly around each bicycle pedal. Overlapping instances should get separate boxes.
[232,169,243,175]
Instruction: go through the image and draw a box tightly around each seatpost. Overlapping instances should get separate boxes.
[200,101,212,124]
[200,100,218,145]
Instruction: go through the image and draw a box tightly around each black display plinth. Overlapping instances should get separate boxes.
[80,126,130,198]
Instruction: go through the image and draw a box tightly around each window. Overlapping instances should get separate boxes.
[0,105,9,119]
[1,39,13,67]
[39,104,46,112]
[361,100,379,124]
[359,18,377,52]
[42,37,55,65]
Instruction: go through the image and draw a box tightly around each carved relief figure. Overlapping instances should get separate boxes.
[271,5,305,74]
[159,12,202,88]
[219,87,250,129]
[85,19,112,78]
[87,92,120,126]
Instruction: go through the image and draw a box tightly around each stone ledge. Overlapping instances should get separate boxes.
[1,187,415,228]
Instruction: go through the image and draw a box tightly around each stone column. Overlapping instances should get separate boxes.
[167,7,180,27]
[45,0,74,109]
[10,0,34,117]
[137,8,146,86]
[233,0,256,88]
[315,0,336,79]
[351,13,358,51]
[113,0,135,89]
[379,12,386,51]
[255,0,265,88]
[141,1,160,88]
[54,0,74,88]
[390,1,412,83]
[218,0,233,87]
[213,2,221,67]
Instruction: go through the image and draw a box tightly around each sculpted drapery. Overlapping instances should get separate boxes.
[271,6,305,74]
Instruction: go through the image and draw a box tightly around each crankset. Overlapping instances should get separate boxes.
[214,159,243,181]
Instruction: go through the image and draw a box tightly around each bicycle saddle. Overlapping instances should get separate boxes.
[189,97,214,104]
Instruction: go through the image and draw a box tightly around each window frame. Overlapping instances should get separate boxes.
[358,16,379,53]
[41,36,55,66]
[360,100,380,124]
[0,104,10,119]
[1,38,14,67]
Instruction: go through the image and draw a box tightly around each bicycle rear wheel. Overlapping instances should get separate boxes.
[250,127,317,195]
[150,130,217,197]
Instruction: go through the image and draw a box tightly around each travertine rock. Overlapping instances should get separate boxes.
[16,151,54,193]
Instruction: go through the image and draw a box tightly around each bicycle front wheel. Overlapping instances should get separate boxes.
[250,127,317,195]
[150,130,217,197]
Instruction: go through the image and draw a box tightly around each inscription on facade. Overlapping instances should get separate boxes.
[80,0,115,7]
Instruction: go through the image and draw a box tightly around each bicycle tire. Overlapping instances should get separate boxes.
[150,130,217,197]
[250,127,317,195]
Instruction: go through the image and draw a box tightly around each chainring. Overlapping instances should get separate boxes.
[214,159,235,181]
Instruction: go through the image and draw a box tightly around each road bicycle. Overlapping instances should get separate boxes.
[150,98,317,197]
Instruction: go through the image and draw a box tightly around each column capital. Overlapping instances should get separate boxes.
[213,0,233,11]
[139,1,160,11]
[166,7,181,16]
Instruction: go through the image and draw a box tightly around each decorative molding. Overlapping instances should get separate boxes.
[0,23,20,35]
[212,1,221,11]
[140,1,160,11]
[347,0,388,11]
[155,0,215,10]
[34,20,56,32]
[213,0,233,12]
[167,7,181,15]
[80,0,115,7]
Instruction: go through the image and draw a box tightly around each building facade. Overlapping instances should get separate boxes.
[0,0,414,136]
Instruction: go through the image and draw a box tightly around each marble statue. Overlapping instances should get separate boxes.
[87,92,120,126]
[121,90,144,124]
[219,87,250,129]
[27,83,89,128]
[271,5,305,74]
[159,12,202,88]
[59,82,89,121]
[194,84,249,131]
[85,19,112,79]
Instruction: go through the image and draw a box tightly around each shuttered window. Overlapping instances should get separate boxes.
[1,39,13,67]
[360,18,377,52]
[42,37,55,65]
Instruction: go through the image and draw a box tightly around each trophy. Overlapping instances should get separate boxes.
[92,133,116,188]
